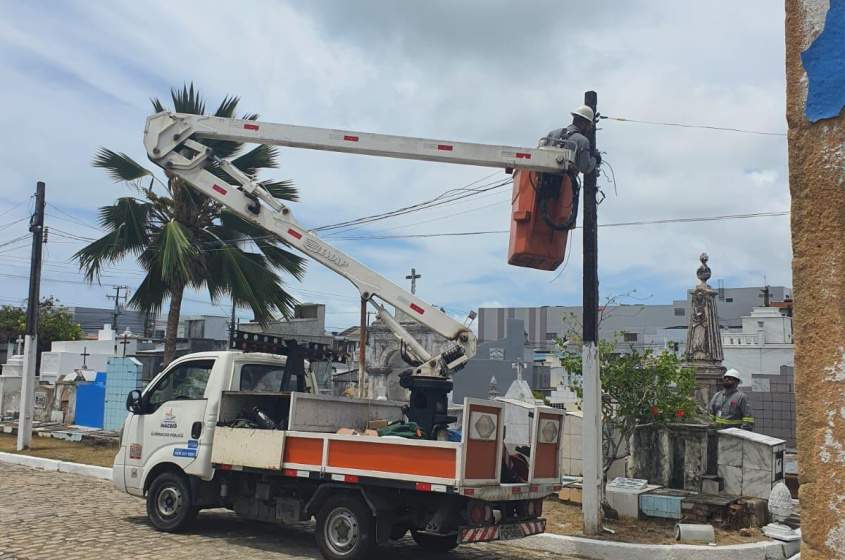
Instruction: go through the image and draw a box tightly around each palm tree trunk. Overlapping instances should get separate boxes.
[163,281,186,366]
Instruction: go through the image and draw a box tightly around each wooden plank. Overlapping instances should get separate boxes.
[211,427,284,470]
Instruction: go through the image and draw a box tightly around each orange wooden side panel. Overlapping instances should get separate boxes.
[327,440,457,479]
[283,436,324,466]
[533,412,561,480]
[463,404,501,481]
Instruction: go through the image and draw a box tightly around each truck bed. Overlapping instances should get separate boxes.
[211,395,565,500]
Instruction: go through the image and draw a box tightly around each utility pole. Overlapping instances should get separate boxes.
[580,91,603,535]
[108,285,129,331]
[230,299,237,341]
[17,182,45,451]
[358,298,367,398]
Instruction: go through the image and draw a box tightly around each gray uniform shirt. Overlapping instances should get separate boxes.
[708,388,754,430]
[540,124,596,174]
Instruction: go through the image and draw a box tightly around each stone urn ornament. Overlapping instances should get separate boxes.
[762,482,800,541]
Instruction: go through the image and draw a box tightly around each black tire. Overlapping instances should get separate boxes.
[315,494,377,560]
[411,529,459,552]
[389,524,409,540]
[146,471,198,533]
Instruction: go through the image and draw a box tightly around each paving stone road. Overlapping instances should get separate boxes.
[0,463,563,560]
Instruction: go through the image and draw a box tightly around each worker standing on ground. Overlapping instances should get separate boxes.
[708,369,755,430]
[539,105,599,174]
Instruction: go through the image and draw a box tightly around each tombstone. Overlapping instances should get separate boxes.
[0,354,24,417]
[605,477,660,519]
[684,253,727,407]
[103,357,145,432]
[717,428,785,499]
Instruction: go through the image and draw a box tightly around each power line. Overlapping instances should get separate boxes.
[601,116,786,137]
[334,210,790,240]
[315,172,510,234]
[0,198,32,221]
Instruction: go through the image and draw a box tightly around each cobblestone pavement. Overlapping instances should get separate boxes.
[0,463,564,560]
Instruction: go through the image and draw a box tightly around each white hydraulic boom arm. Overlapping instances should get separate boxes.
[143,112,575,379]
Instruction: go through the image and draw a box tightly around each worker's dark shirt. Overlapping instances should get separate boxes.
[709,388,754,430]
[539,124,596,174]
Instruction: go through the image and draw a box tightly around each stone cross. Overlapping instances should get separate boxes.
[80,347,90,368]
[512,358,526,382]
[14,335,23,355]
[120,332,132,358]
[405,268,422,295]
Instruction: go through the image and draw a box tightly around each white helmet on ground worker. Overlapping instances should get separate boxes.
[724,369,742,382]
[571,105,595,123]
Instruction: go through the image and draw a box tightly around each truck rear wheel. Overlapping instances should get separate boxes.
[411,529,459,552]
[315,494,376,560]
[146,471,198,533]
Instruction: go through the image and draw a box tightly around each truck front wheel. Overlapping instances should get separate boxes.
[315,494,376,560]
[146,471,198,533]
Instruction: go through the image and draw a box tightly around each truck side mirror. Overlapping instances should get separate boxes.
[126,390,144,414]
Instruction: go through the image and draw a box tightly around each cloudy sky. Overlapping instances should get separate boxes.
[0,1,790,333]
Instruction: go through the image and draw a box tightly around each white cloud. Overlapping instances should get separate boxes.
[0,0,792,332]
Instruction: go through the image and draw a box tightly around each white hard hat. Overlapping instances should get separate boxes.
[571,105,595,122]
[724,369,742,381]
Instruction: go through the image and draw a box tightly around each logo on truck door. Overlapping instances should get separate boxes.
[160,408,177,429]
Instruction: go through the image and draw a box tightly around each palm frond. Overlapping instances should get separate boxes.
[261,179,299,202]
[231,144,278,177]
[156,220,199,282]
[218,211,306,280]
[150,97,166,114]
[204,244,298,324]
[242,113,259,121]
[98,197,152,240]
[214,95,240,118]
[92,148,152,182]
[73,230,123,283]
[171,82,206,115]
[127,269,171,315]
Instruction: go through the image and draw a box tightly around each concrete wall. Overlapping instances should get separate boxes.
[785,2,845,556]
[103,358,144,432]
[453,319,533,403]
[627,423,717,492]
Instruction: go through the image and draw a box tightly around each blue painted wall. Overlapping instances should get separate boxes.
[802,0,845,121]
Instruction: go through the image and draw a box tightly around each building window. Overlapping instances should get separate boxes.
[545,332,557,341]
[726,298,733,303]
[674,308,685,316]
[624,332,638,342]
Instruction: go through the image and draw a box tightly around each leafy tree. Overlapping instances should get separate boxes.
[75,84,305,366]
[559,337,697,481]
[555,292,697,483]
[0,297,84,354]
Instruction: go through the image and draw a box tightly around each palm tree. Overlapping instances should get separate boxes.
[75,83,305,366]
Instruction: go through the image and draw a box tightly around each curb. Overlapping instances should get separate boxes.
[506,532,801,560]
[0,451,112,480]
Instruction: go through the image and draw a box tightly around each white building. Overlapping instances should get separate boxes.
[40,325,141,384]
[721,307,793,383]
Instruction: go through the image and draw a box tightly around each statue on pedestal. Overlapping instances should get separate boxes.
[684,253,726,407]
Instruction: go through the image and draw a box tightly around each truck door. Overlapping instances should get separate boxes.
[123,358,216,493]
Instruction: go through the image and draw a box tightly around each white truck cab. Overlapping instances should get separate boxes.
[113,351,317,497]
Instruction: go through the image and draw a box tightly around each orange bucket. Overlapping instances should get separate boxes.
[507,170,574,271]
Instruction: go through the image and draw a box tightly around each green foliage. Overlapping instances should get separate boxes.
[75,83,305,365]
[0,297,84,353]
[558,329,697,476]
